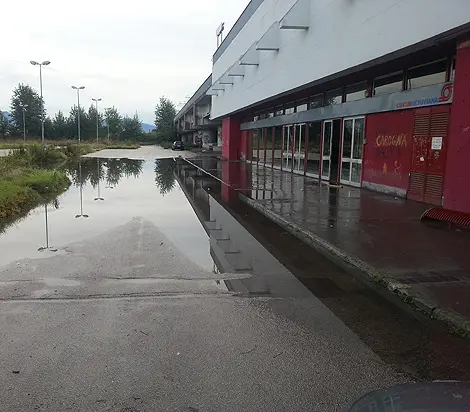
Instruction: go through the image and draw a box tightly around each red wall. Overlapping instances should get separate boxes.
[444,39,470,213]
[363,110,414,190]
[222,117,241,160]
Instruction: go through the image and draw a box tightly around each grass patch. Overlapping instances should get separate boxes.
[0,139,139,151]
[0,149,71,223]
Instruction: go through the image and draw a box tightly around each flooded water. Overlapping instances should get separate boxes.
[0,155,469,386]
[0,158,213,271]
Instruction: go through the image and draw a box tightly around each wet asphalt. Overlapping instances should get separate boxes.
[0,146,466,411]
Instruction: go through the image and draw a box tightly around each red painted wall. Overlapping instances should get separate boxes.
[363,110,414,190]
[444,39,470,213]
[222,117,241,160]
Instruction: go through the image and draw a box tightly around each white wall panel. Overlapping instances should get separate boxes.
[211,0,470,119]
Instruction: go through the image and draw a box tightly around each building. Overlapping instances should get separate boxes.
[174,75,221,148]
[201,0,470,214]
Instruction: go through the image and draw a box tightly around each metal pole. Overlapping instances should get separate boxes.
[22,108,26,142]
[77,89,81,144]
[96,100,99,144]
[39,64,45,152]
[107,121,110,143]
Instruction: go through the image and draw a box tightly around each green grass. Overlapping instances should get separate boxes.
[0,148,71,222]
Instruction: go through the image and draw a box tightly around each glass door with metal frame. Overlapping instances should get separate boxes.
[341,117,365,186]
[282,125,294,171]
[321,121,333,179]
[294,124,306,173]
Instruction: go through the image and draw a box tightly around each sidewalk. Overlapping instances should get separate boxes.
[186,158,470,337]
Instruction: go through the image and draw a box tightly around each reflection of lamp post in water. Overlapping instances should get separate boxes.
[38,203,57,252]
[75,162,89,218]
[94,159,104,201]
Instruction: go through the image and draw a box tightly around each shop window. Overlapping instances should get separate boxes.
[346,82,368,102]
[407,60,447,89]
[373,72,403,96]
[325,88,343,105]
[309,94,324,110]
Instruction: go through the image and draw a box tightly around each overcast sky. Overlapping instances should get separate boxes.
[0,0,248,124]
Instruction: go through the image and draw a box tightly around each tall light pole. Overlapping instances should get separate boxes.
[30,60,50,152]
[71,86,85,143]
[19,103,28,142]
[104,107,111,143]
[91,98,102,144]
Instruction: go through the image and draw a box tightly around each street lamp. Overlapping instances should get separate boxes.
[91,98,102,144]
[94,159,104,201]
[71,86,85,143]
[19,103,28,142]
[104,107,111,143]
[30,60,50,151]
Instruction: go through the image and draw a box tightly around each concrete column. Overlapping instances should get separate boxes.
[222,117,241,160]
[444,37,470,213]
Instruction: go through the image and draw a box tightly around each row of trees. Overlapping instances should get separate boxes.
[1,84,179,143]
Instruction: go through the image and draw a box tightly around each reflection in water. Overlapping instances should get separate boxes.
[94,159,104,201]
[75,163,89,219]
[65,157,144,188]
[38,203,58,252]
[154,158,176,195]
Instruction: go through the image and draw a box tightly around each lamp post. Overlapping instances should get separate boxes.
[19,103,28,142]
[91,98,102,143]
[30,60,50,152]
[104,107,111,143]
[94,159,104,201]
[71,86,85,143]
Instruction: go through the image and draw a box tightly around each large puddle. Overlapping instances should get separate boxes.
[0,155,469,383]
[0,158,213,271]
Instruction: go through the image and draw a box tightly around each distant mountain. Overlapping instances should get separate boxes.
[142,123,155,133]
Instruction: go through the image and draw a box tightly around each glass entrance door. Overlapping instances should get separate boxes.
[282,125,294,171]
[293,124,306,173]
[341,117,365,186]
[321,121,333,179]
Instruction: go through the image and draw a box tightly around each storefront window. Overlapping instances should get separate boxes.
[373,72,403,96]
[273,127,283,169]
[325,89,343,105]
[309,94,324,110]
[346,82,368,102]
[306,122,322,176]
[407,60,447,89]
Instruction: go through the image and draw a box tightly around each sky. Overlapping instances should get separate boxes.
[0,0,248,124]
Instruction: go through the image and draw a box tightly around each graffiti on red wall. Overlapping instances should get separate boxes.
[363,111,414,190]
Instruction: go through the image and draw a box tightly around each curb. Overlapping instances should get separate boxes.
[241,195,470,339]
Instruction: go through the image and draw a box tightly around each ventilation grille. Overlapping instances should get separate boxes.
[413,114,430,136]
[430,112,449,137]
[424,174,443,205]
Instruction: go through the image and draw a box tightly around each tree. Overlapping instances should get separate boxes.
[0,113,10,138]
[104,107,123,139]
[154,97,177,142]
[10,83,44,137]
[121,114,142,140]
[52,111,68,139]
[66,105,88,140]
